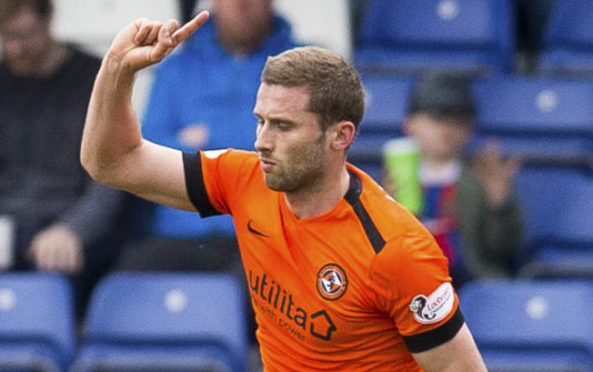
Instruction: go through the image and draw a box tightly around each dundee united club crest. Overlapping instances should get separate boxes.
[317,264,348,301]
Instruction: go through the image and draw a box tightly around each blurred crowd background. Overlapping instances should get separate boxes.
[3,1,593,371]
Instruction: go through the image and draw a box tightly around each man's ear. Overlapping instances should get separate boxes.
[330,121,356,151]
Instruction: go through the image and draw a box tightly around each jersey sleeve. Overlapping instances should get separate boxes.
[183,149,257,217]
[369,229,464,353]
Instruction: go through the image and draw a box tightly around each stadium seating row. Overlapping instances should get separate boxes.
[354,73,593,172]
[461,279,593,372]
[355,0,593,76]
[4,273,593,371]
[0,273,247,372]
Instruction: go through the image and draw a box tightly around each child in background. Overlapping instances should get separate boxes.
[383,72,522,288]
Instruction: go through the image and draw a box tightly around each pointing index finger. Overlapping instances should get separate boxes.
[172,10,210,43]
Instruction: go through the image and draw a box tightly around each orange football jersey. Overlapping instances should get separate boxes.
[183,149,464,371]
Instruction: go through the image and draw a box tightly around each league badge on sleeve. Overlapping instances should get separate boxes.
[409,282,454,324]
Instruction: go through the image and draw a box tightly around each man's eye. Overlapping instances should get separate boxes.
[277,123,291,131]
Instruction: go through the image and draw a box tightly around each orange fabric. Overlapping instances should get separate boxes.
[196,149,459,371]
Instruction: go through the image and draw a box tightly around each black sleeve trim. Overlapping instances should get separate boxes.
[182,152,221,217]
[403,307,465,353]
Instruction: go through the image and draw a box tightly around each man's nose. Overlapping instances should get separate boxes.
[254,123,273,152]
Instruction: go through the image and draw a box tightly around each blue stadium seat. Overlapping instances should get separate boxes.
[460,279,593,371]
[360,74,413,136]
[514,167,580,251]
[355,0,514,75]
[349,74,414,178]
[539,0,593,75]
[515,167,593,278]
[470,76,593,170]
[0,273,75,372]
[69,273,248,372]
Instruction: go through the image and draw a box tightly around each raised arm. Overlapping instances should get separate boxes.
[80,11,209,211]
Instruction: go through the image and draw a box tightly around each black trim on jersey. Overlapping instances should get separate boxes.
[402,307,465,353]
[344,171,386,253]
[182,152,220,217]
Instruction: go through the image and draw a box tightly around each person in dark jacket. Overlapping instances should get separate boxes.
[0,0,124,318]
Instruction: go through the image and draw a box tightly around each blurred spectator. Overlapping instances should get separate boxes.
[113,0,299,274]
[0,0,123,317]
[382,73,522,289]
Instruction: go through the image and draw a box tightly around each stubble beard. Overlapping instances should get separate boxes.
[263,134,326,193]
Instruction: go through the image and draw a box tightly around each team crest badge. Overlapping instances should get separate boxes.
[317,264,348,301]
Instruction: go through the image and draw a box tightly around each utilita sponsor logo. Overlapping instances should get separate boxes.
[249,270,336,341]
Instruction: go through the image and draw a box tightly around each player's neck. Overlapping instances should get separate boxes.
[284,166,350,220]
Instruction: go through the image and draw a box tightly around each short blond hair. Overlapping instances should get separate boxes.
[261,46,365,133]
